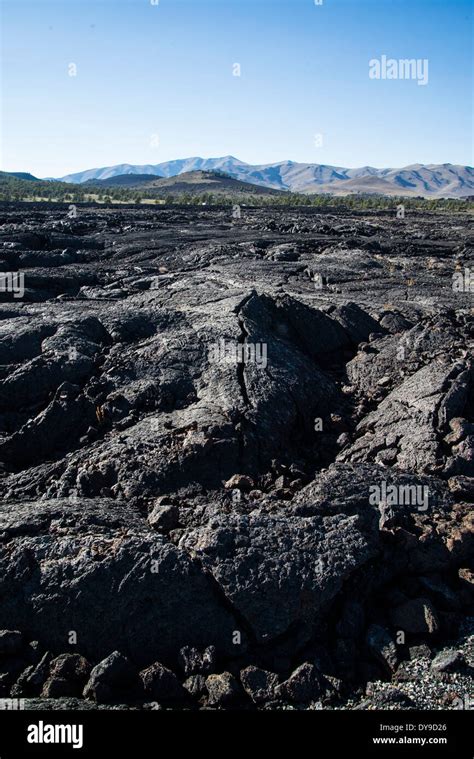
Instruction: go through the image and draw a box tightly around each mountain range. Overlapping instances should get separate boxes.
[87,170,279,195]
[57,157,474,198]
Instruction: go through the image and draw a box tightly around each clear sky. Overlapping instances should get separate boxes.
[1,0,472,177]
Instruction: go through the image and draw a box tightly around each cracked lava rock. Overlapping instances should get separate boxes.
[0,203,472,710]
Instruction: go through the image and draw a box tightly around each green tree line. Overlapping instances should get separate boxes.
[0,173,472,212]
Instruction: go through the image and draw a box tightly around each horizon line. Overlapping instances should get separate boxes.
[7,157,471,181]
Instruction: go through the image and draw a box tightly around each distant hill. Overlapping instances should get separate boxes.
[0,169,283,203]
[58,157,474,198]
[88,173,163,188]
[90,170,282,196]
[1,171,39,181]
[316,175,419,197]
[60,163,164,184]
[1,168,472,209]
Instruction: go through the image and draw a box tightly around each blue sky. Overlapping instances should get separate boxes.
[1,0,472,177]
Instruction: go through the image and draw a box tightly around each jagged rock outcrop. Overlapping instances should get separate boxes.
[0,203,472,709]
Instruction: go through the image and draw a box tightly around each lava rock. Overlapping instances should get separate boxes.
[11,652,52,697]
[431,649,464,673]
[180,498,380,646]
[364,685,416,709]
[240,666,279,704]
[83,651,142,703]
[408,644,432,660]
[147,502,179,532]
[0,499,240,665]
[0,204,472,711]
[140,662,186,703]
[224,475,254,492]
[179,645,216,677]
[448,476,474,498]
[205,672,241,707]
[42,654,91,698]
[183,674,207,699]
[275,663,323,703]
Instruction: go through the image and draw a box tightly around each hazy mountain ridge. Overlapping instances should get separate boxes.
[90,170,280,195]
[2,171,40,181]
[58,157,474,198]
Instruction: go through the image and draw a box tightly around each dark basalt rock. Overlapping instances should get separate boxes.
[179,503,380,645]
[11,652,52,697]
[179,646,217,677]
[205,672,241,707]
[139,662,186,703]
[0,499,242,666]
[275,663,323,703]
[42,654,91,699]
[0,203,472,710]
[240,665,279,704]
[83,651,142,703]
[430,649,465,673]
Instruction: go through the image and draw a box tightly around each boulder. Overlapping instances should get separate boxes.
[83,651,142,703]
[240,666,279,704]
[205,672,241,707]
[140,662,186,703]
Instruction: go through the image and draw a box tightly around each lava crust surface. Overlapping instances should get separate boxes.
[0,203,472,710]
